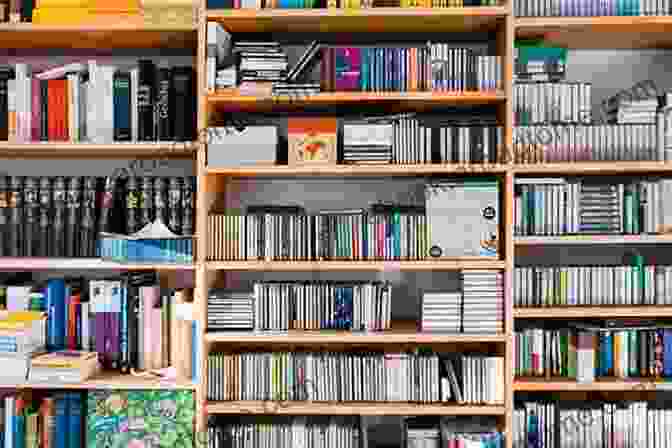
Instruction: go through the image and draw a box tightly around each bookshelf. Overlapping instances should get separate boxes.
[6,0,672,447]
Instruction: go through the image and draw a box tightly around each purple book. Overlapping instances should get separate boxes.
[334,47,361,92]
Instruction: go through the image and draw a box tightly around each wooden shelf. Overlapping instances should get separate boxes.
[515,235,672,245]
[515,377,661,392]
[514,306,672,319]
[0,142,197,159]
[0,257,195,271]
[207,91,506,111]
[207,7,508,33]
[206,259,506,271]
[0,23,197,49]
[515,16,672,49]
[206,164,510,176]
[2,372,196,390]
[205,330,506,344]
[206,401,506,416]
[512,161,672,174]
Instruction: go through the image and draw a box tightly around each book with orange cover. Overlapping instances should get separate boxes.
[287,117,338,165]
[31,7,90,23]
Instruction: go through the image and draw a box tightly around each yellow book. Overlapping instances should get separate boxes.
[141,0,193,7]
[0,311,45,321]
[35,0,89,8]
[32,7,90,24]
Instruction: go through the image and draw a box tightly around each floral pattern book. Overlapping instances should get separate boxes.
[86,389,195,448]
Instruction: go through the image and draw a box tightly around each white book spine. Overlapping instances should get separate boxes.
[87,60,98,143]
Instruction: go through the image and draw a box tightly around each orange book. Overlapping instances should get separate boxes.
[287,117,338,165]
[31,7,90,24]
[40,398,55,448]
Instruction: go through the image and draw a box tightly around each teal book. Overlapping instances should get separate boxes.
[86,390,195,448]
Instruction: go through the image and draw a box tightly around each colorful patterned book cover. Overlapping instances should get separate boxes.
[86,389,194,448]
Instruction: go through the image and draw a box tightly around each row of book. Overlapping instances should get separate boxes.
[514,82,592,125]
[0,175,194,258]
[1,390,195,448]
[514,43,567,83]
[207,205,430,261]
[513,264,672,307]
[515,327,672,380]
[207,417,361,448]
[208,282,393,332]
[512,124,660,162]
[421,270,504,334]
[513,178,672,236]
[321,46,502,93]
[0,61,196,144]
[0,278,195,382]
[514,400,672,448]
[207,351,505,404]
[97,230,194,263]
[514,0,672,16]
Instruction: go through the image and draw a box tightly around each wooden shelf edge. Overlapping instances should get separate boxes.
[206,164,510,176]
[512,161,672,174]
[514,377,663,392]
[514,306,672,319]
[206,401,506,415]
[208,7,509,18]
[0,142,197,158]
[206,260,506,271]
[0,374,197,390]
[0,257,195,271]
[205,331,506,344]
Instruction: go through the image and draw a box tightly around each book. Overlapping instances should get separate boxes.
[287,117,338,165]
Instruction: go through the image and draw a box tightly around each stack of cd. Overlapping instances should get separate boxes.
[342,122,393,164]
[234,41,288,83]
[207,290,254,331]
[461,270,504,334]
[579,182,621,234]
[420,292,462,333]
[216,67,237,90]
[272,82,321,96]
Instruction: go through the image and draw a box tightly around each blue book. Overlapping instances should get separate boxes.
[68,393,83,448]
[54,394,68,448]
[4,396,12,448]
[12,398,23,448]
[47,279,66,350]
[664,330,672,377]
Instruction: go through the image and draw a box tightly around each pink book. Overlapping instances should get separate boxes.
[141,286,159,370]
[31,78,40,142]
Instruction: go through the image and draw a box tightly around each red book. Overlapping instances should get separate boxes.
[47,80,68,141]
[31,78,41,142]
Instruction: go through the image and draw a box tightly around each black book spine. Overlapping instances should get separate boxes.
[39,177,51,257]
[23,177,39,257]
[156,67,172,141]
[125,177,141,234]
[113,72,132,142]
[51,176,66,257]
[137,60,156,141]
[153,177,167,225]
[129,286,140,370]
[81,177,97,257]
[0,70,11,141]
[97,177,116,237]
[171,67,194,142]
[66,177,81,258]
[180,177,193,236]
[167,177,182,235]
[8,176,23,256]
[40,80,48,142]
[140,177,153,230]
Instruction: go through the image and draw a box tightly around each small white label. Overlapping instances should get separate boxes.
[176,303,194,321]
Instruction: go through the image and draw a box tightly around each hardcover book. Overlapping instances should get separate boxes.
[86,390,194,448]
[287,117,337,165]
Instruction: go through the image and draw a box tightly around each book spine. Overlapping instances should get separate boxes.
[8,176,23,256]
[113,72,131,142]
[109,281,121,371]
[66,177,81,258]
[171,67,194,142]
[67,393,82,448]
[39,79,48,141]
[23,177,38,257]
[156,66,172,141]
[54,395,67,448]
[137,60,155,141]
[81,177,96,257]
[38,177,51,257]
[30,78,39,142]
[120,282,129,374]
[0,71,10,141]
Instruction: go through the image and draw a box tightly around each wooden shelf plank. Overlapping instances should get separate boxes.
[515,377,658,392]
[512,161,672,174]
[0,142,197,159]
[0,257,195,271]
[0,23,197,49]
[515,235,672,245]
[0,372,196,390]
[514,306,672,319]
[206,164,510,176]
[208,91,506,112]
[205,330,506,344]
[208,7,508,33]
[206,401,506,416]
[515,16,672,48]
[207,260,506,271]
